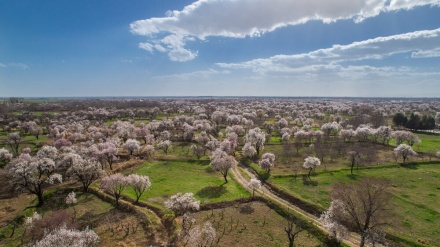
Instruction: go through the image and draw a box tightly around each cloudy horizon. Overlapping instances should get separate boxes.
[1,0,440,97]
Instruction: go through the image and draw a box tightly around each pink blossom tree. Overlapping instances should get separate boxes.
[127,174,151,203]
[100,173,128,206]
[122,139,140,156]
[96,141,118,170]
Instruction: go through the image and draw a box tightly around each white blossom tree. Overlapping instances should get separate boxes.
[164,192,200,216]
[67,158,103,192]
[244,127,266,155]
[65,191,78,220]
[319,200,348,242]
[6,151,62,207]
[259,152,275,174]
[394,144,417,163]
[185,221,217,247]
[158,140,172,155]
[242,142,256,158]
[321,122,340,136]
[209,148,237,183]
[247,178,262,197]
[0,147,13,165]
[142,144,156,159]
[302,156,321,179]
[122,139,140,156]
[28,225,100,247]
[127,174,151,203]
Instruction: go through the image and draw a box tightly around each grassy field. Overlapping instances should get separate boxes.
[414,132,440,154]
[125,160,249,208]
[271,162,440,246]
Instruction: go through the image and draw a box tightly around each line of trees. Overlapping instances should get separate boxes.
[393,112,435,130]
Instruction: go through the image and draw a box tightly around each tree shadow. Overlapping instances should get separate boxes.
[400,162,419,170]
[347,174,359,180]
[238,202,254,214]
[204,166,215,173]
[196,185,227,199]
[259,172,271,181]
[302,175,318,186]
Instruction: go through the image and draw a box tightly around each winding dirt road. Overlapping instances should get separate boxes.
[230,164,364,247]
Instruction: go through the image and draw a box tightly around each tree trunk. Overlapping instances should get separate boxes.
[360,234,366,247]
[37,192,44,207]
[223,172,228,183]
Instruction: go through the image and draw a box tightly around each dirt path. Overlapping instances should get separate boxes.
[230,164,364,247]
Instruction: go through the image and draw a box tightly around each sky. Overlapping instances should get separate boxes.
[1,0,440,97]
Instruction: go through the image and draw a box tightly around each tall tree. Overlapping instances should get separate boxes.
[325,178,391,247]
[209,148,237,183]
[6,151,62,207]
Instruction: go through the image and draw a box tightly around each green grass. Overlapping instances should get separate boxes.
[413,132,440,154]
[126,160,249,208]
[271,162,440,246]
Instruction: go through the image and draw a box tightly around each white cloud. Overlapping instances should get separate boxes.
[0,62,29,69]
[216,28,440,73]
[387,0,440,10]
[139,42,154,53]
[130,0,440,61]
[154,69,230,80]
[411,48,440,58]
[168,47,198,62]
[211,28,440,90]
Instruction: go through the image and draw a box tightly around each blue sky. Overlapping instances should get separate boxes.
[1,0,440,97]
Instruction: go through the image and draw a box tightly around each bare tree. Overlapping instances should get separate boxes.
[7,132,22,157]
[327,178,392,247]
[284,214,305,247]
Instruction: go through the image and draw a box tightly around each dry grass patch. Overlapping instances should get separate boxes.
[188,201,321,247]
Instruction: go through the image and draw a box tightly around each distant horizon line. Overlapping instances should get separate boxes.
[1,96,439,100]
